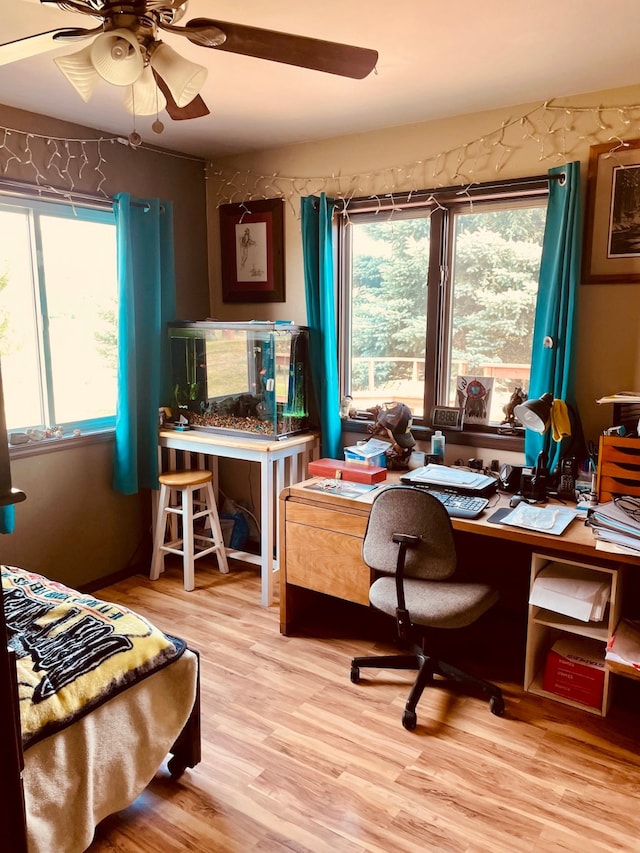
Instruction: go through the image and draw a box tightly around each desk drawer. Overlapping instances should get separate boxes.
[286,501,368,538]
[285,521,372,604]
[598,476,640,501]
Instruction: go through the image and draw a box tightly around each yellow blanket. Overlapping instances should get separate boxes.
[2,565,185,749]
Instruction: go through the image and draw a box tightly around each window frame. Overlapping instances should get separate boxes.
[0,191,117,437]
[337,175,550,450]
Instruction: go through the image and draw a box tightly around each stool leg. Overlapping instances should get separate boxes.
[150,484,170,581]
[168,488,178,542]
[204,481,229,574]
[182,484,196,591]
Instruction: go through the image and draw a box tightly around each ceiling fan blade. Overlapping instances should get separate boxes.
[0,27,99,67]
[152,69,210,120]
[182,18,378,79]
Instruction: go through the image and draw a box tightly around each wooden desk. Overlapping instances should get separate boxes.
[279,477,639,715]
[159,430,319,605]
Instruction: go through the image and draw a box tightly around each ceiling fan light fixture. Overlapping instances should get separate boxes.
[150,41,207,107]
[124,65,167,115]
[53,43,101,102]
[90,28,144,86]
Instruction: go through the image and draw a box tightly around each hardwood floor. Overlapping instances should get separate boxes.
[88,560,640,853]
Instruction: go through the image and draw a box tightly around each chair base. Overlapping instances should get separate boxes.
[350,645,505,730]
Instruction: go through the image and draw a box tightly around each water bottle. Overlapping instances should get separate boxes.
[431,430,445,462]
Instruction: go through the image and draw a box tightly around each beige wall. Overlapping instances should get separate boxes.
[0,105,210,588]
[206,84,640,447]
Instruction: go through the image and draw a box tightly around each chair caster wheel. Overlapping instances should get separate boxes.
[350,666,360,684]
[490,695,505,716]
[402,709,417,730]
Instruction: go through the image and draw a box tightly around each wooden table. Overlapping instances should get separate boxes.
[159,429,319,605]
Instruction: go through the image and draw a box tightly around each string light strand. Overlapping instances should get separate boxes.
[207,98,640,214]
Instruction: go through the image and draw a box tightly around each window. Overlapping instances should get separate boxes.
[0,195,117,433]
[339,178,548,433]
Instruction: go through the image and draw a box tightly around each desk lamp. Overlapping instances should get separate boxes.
[513,393,572,501]
[514,393,554,433]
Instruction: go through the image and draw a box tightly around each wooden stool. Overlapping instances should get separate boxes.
[150,469,229,591]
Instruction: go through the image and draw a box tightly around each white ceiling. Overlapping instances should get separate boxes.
[1,0,640,161]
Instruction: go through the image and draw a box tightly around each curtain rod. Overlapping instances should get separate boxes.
[0,178,167,213]
[341,171,565,214]
[0,177,113,210]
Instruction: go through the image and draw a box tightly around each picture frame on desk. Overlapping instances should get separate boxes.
[582,138,640,284]
[219,198,285,303]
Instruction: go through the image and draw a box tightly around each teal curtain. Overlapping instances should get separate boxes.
[525,162,582,473]
[112,194,176,494]
[301,194,342,459]
[1,505,14,534]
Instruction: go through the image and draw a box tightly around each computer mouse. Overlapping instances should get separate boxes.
[509,494,525,508]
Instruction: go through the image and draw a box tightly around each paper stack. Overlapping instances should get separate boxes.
[587,500,640,556]
[606,619,640,673]
[529,562,610,622]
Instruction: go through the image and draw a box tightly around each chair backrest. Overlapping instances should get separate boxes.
[362,486,456,580]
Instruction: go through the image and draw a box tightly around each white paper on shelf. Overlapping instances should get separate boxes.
[529,562,610,622]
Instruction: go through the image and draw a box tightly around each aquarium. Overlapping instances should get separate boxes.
[167,321,310,440]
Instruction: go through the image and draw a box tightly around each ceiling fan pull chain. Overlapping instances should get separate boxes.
[152,85,165,135]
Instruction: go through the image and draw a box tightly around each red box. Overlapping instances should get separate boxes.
[543,636,605,709]
[308,457,387,484]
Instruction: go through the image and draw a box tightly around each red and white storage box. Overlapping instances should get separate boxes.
[543,635,605,709]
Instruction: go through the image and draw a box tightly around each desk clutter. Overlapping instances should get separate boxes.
[587,497,640,555]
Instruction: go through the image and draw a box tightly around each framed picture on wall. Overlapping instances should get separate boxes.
[582,138,640,283]
[219,198,285,302]
[455,375,494,426]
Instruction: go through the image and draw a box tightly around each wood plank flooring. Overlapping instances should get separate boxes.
[88,560,640,853]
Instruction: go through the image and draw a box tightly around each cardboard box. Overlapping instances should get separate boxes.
[543,635,605,709]
[308,457,387,484]
[343,442,387,468]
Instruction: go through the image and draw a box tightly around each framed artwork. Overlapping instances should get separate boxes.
[455,375,494,426]
[582,138,640,283]
[219,198,285,302]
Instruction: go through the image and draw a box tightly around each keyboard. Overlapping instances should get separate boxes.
[413,487,490,519]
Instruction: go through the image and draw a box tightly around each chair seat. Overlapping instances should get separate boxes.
[370,576,499,629]
[158,470,213,488]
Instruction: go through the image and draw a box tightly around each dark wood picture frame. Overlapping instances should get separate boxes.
[582,138,640,283]
[219,198,285,303]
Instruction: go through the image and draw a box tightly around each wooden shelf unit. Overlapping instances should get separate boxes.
[524,553,624,716]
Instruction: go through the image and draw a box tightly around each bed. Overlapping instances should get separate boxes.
[2,564,201,853]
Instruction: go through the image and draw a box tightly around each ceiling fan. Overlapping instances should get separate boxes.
[0,0,378,132]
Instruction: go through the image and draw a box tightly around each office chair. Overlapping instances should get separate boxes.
[350,485,505,730]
